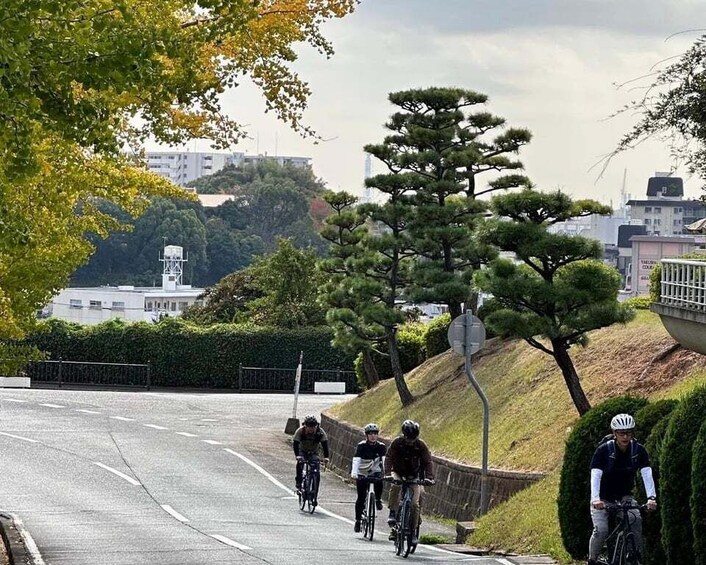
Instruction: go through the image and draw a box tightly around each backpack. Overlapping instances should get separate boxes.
[598,434,639,473]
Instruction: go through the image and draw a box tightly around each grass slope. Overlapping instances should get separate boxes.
[327,311,706,562]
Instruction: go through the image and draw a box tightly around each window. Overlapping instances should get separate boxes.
[69,299,82,309]
[654,219,661,225]
[89,300,102,310]
[654,207,662,213]
[644,207,652,213]
[179,301,189,311]
[112,301,125,311]
[644,219,652,225]
[204,155,212,161]
[676,207,682,213]
[654,231,661,236]
[674,219,681,226]
[171,302,177,312]
[146,301,153,311]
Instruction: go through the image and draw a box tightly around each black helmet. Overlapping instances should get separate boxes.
[303,415,318,426]
[401,420,420,440]
[364,423,379,434]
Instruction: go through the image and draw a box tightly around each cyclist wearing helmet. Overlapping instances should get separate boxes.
[293,415,330,492]
[587,413,657,565]
[351,423,387,533]
[384,420,434,542]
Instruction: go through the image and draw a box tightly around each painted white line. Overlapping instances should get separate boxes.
[3,398,27,403]
[161,504,190,522]
[144,424,169,430]
[93,462,141,486]
[75,409,101,414]
[110,416,135,421]
[7,513,46,565]
[40,403,64,408]
[202,440,222,445]
[209,534,252,551]
[0,431,39,443]
[495,559,515,565]
[175,432,197,437]
[200,418,218,422]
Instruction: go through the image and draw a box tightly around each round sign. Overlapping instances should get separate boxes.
[447,312,486,357]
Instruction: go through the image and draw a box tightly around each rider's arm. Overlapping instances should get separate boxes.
[351,455,361,478]
[640,467,656,499]
[293,440,301,457]
[590,468,603,503]
[420,441,434,481]
[321,440,330,459]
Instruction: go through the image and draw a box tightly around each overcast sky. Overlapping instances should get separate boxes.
[176,1,706,204]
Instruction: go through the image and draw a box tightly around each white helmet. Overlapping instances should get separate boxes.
[610,413,636,431]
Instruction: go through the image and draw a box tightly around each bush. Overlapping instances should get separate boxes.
[649,265,662,303]
[660,386,706,565]
[634,400,679,444]
[24,318,355,388]
[477,298,502,338]
[423,314,451,358]
[642,410,678,565]
[356,323,426,382]
[625,296,652,310]
[692,419,706,565]
[558,395,648,560]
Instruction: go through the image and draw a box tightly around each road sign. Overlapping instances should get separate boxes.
[447,312,486,356]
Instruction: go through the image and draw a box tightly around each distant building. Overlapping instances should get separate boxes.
[44,246,204,325]
[145,150,311,186]
[626,236,697,297]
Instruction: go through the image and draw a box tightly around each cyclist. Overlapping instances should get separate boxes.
[587,413,657,565]
[351,422,387,533]
[293,415,330,493]
[384,419,435,545]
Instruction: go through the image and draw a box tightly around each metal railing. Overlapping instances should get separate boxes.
[27,360,151,389]
[661,259,706,312]
[238,365,356,393]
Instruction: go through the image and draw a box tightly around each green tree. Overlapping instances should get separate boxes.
[182,270,263,325]
[318,191,382,388]
[475,189,634,415]
[204,218,265,285]
[366,87,531,319]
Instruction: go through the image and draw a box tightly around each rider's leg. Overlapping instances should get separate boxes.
[355,479,367,521]
[588,505,610,562]
[410,484,422,532]
[374,479,384,510]
[624,496,643,556]
[388,484,401,525]
[295,459,304,490]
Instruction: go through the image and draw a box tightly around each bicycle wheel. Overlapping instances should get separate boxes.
[610,533,625,565]
[410,521,420,554]
[366,487,376,541]
[395,500,408,556]
[299,473,307,511]
[308,471,319,513]
[623,533,642,565]
[400,498,413,558]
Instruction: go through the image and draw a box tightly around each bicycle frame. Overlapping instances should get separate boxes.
[601,502,645,565]
[298,456,321,513]
[385,477,428,558]
[360,475,382,541]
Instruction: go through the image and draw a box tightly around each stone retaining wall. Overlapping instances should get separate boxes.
[322,413,545,521]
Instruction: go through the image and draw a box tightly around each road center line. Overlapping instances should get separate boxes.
[209,534,252,550]
[0,432,39,443]
[161,504,190,522]
[175,432,197,437]
[75,409,101,414]
[144,424,169,430]
[202,440,221,445]
[93,462,141,486]
[110,416,135,421]
[3,398,27,403]
[40,403,64,408]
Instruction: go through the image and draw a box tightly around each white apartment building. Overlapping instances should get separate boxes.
[45,246,204,325]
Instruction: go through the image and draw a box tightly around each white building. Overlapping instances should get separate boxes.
[45,246,205,325]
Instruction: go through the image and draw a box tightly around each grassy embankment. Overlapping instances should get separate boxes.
[327,310,706,562]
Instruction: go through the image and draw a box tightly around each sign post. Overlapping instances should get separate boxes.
[284,351,304,435]
[447,311,490,515]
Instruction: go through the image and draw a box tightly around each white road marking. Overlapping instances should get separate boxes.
[495,560,515,565]
[144,424,169,430]
[175,432,197,437]
[223,448,295,494]
[75,409,101,414]
[40,403,64,408]
[161,504,190,522]
[209,534,252,551]
[202,440,221,445]
[110,416,135,421]
[200,418,218,422]
[0,431,39,443]
[5,513,46,564]
[93,462,141,486]
[3,398,27,403]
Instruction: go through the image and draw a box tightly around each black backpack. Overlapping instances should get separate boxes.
[598,434,639,473]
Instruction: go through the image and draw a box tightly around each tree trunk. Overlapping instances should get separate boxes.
[467,290,480,316]
[386,326,414,406]
[361,349,380,388]
[448,301,462,320]
[551,339,591,415]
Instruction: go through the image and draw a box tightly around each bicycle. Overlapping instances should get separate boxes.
[298,455,322,513]
[359,474,383,541]
[385,477,433,558]
[596,501,646,565]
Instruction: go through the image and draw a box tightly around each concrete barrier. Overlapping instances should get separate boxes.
[314,381,346,394]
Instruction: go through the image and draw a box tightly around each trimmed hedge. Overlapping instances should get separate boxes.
[25,318,354,388]
[634,400,679,445]
[558,395,649,560]
[423,314,451,358]
[660,386,706,565]
[692,418,706,565]
[354,324,426,385]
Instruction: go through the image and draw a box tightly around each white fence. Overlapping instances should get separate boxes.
[661,259,706,312]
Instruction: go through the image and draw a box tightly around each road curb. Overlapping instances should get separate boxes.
[0,513,38,565]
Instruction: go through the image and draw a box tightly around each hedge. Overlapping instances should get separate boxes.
[423,314,451,358]
[660,386,706,565]
[642,411,677,565]
[25,318,355,388]
[558,395,649,559]
[634,400,679,445]
[691,418,706,565]
[354,324,426,385]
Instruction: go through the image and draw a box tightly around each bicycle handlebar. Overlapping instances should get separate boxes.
[603,502,647,512]
[383,476,435,486]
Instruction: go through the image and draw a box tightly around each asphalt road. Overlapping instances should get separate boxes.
[0,389,510,565]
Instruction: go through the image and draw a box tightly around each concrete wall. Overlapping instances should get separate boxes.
[651,303,706,355]
[322,414,545,521]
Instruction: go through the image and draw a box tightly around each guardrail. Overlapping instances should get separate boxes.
[27,360,151,389]
[238,365,357,393]
[661,259,706,312]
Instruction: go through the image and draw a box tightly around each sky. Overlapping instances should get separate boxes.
[163,0,706,205]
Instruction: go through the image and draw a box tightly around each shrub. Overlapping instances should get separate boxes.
[558,395,648,560]
[358,324,426,381]
[634,400,679,444]
[625,296,652,310]
[477,298,501,338]
[423,314,451,358]
[692,419,706,565]
[649,265,662,303]
[660,386,706,565]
